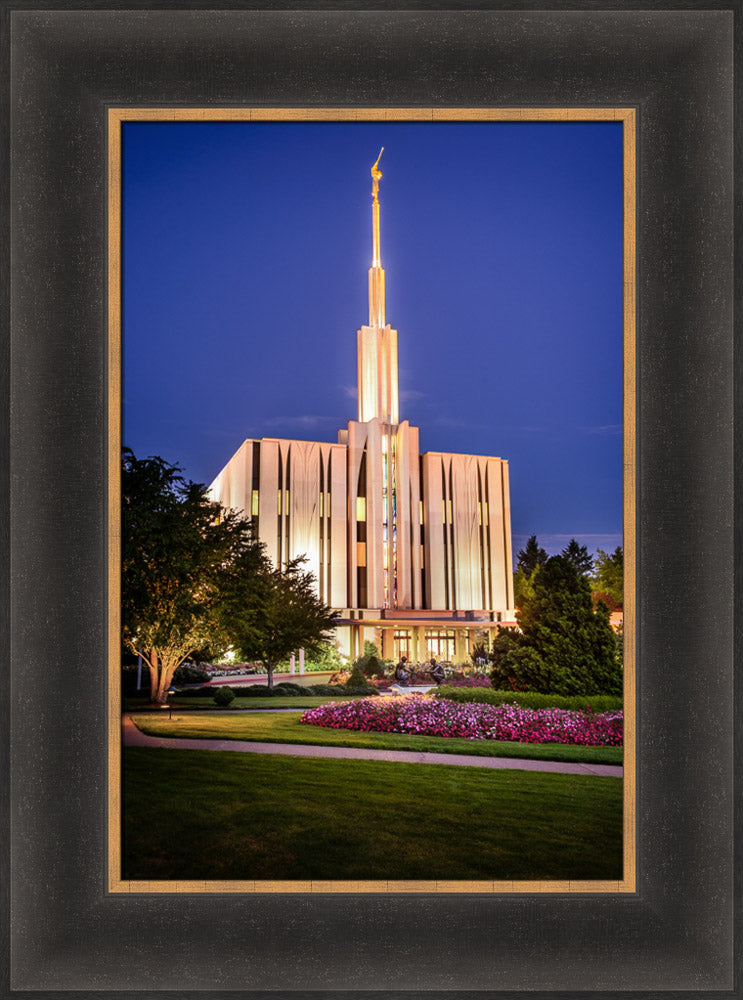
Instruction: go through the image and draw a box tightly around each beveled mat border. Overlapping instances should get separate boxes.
[107,106,636,896]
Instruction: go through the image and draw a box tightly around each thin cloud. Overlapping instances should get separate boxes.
[512,532,623,557]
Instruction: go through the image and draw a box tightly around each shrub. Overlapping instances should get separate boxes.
[469,641,489,667]
[432,686,622,713]
[172,685,212,697]
[305,683,340,696]
[173,663,212,685]
[213,686,236,707]
[352,653,387,678]
[274,682,306,696]
[343,686,380,697]
[345,665,372,689]
[231,685,275,697]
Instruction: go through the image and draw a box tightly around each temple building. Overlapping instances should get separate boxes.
[209,151,515,663]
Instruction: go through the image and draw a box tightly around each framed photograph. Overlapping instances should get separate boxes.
[111,108,634,894]
[5,7,735,995]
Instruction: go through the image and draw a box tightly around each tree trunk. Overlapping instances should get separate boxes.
[266,662,274,690]
[148,648,159,702]
[155,662,178,705]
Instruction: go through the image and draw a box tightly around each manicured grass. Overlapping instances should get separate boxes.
[130,711,623,765]
[124,695,366,712]
[122,747,623,880]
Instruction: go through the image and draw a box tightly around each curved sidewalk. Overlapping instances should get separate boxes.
[122,715,622,778]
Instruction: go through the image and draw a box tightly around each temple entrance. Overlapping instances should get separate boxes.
[393,630,411,662]
[425,629,456,663]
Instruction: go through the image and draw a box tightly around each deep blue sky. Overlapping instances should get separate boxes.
[123,120,623,560]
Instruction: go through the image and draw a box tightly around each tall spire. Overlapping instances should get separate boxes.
[368,147,385,328]
[357,148,398,426]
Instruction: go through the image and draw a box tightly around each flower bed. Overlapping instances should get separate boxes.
[445,673,492,688]
[299,695,623,746]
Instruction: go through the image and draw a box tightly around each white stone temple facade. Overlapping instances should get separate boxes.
[209,151,515,663]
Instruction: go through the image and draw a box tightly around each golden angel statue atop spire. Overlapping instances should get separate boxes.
[371,147,384,201]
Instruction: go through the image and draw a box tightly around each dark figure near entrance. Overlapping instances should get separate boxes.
[394,656,410,686]
[429,658,445,685]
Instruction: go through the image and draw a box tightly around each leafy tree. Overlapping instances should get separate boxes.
[592,546,624,609]
[225,556,340,689]
[517,535,548,576]
[561,538,593,577]
[122,449,263,704]
[512,566,535,609]
[490,556,622,696]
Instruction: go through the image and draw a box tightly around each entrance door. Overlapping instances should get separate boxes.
[424,629,456,662]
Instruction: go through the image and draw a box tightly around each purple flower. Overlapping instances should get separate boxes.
[299,696,623,746]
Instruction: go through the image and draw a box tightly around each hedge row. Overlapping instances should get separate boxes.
[431,686,623,712]
[203,682,380,699]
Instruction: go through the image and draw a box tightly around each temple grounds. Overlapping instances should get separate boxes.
[122,747,622,881]
[121,703,623,882]
[129,711,623,766]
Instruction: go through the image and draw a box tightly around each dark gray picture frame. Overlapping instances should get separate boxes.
[3,6,737,995]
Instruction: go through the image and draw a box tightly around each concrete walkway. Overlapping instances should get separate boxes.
[122,715,623,778]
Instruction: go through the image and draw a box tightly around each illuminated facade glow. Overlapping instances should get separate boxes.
[209,154,515,661]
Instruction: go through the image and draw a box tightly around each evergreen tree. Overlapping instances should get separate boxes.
[490,555,622,695]
[517,535,548,576]
[561,538,594,576]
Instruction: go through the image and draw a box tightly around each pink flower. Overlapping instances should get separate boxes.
[299,696,623,746]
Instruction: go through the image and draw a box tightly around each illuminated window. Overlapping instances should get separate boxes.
[442,499,446,524]
[277,490,282,515]
[251,490,259,516]
[483,502,489,526]
[319,493,324,517]
[425,629,456,661]
[356,496,366,521]
[356,541,366,567]
[478,501,482,526]
[419,500,424,525]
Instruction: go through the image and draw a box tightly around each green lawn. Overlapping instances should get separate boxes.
[122,747,623,880]
[130,711,623,766]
